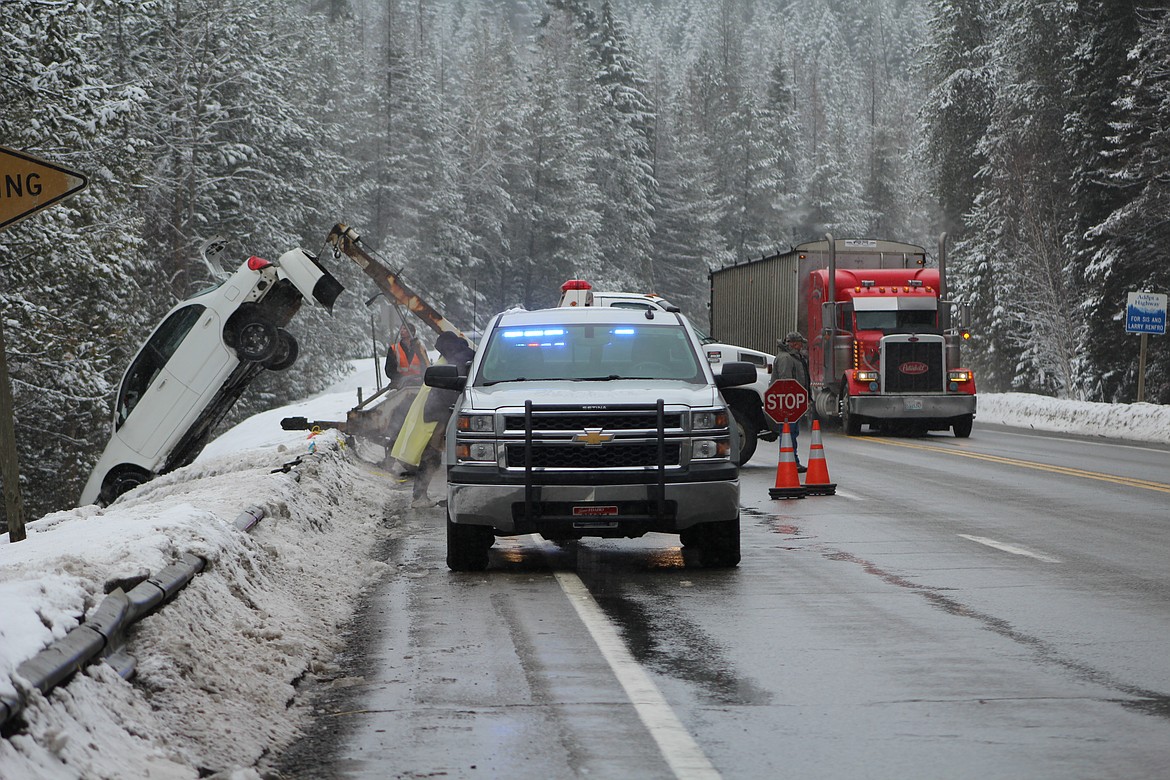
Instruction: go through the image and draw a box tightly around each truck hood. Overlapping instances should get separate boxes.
[464,380,722,411]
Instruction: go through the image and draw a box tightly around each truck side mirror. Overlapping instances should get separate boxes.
[715,361,756,389]
[424,364,467,391]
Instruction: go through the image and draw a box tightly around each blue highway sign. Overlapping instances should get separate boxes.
[1126,292,1166,335]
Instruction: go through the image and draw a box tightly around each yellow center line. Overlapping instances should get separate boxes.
[853,437,1170,493]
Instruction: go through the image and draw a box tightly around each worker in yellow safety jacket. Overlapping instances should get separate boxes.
[391,332,475,505]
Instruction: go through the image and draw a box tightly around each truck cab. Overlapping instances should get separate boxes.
[808,264,976,437]
[425,305,756,571]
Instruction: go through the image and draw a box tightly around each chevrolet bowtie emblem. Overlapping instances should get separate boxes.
[574,428,614,446]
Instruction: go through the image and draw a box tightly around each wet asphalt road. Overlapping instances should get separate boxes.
[277,424,1170,779]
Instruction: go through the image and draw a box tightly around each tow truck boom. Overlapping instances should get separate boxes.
[325,223,470,342]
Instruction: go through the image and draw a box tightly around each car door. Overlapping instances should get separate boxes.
[115,305,205,459]
[164,305,231,395]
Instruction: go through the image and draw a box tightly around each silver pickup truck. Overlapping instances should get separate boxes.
[424,305,756,571]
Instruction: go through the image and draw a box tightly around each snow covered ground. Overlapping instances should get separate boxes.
[2,361,1168,778]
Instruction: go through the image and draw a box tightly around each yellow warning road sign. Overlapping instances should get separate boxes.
[0,146,88,231]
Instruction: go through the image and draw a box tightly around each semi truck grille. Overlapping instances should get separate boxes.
[505,443,681,469]
[884,340,944,393]
[504,412,682,431]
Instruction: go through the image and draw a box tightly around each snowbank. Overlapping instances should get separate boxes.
[977,393,1170,444]
[1,363,412,778]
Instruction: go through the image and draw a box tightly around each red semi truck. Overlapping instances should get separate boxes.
[709,236,976,437]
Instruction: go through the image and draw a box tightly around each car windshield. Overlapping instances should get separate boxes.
[477,322,705,385]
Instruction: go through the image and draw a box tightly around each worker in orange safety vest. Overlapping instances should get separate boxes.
[385,323,425,383]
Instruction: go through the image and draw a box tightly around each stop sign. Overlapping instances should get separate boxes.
[764,379,808,424]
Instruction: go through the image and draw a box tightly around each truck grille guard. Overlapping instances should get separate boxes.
[521,399,668,526]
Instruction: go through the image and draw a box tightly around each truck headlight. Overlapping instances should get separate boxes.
[692,439,731,459]
[457,414,494,433]
[692,410,729,430]
[455,441,496,463]
[855,370,878,383]
[948,370,972,383]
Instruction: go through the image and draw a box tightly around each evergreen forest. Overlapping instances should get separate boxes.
[2,0,1168,521]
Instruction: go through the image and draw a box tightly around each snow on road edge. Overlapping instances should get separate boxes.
[977,393,1170,444]
[0,435,406,778]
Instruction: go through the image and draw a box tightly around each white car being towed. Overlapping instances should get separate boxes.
[79,248,343,507]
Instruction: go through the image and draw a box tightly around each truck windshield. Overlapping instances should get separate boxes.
[477,323,705,384]
[855,309,937,331]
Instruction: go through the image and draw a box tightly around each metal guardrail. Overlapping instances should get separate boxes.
[1,505,268,730]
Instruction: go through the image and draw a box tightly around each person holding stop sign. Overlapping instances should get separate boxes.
[772,331,811,472]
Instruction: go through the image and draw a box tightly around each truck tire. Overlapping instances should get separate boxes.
[952,414,973,438]
[840,381,862,436]
[731,407,759,465]
[446,512,493,571]
[680,516,741,568]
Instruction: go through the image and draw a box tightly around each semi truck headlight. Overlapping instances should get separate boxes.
[691,439,730,459]
[457,414,494,433]
[456,442,496,462]
[692,410,729,430]
[855,370,878,382]
[948,370,971,383]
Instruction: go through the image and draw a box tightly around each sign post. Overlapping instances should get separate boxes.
[1125,291,1167,403]
[764,378,809,426]
[1,146,89,542]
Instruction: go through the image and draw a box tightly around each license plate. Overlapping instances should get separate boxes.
[903,398,924,411]
[573,506,619,516]
[573,521,619,530]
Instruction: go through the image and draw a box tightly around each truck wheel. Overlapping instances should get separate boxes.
[681,516,741,568]
[952,414,973,438]
[447,512,493,571]
[731,407,758,465]
[840,382,862,436]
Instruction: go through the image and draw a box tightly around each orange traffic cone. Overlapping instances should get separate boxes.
[769,422,807,499]
[803,420,836,496]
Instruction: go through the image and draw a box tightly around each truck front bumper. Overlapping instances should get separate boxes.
[447,471,739,537]
[849,394,976,420]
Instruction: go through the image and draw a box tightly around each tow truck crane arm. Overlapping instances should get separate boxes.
[300,224,472,461]
[325,223,470,342]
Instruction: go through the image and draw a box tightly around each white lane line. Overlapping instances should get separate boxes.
[551,566,721,779]
[958,534,1062,563]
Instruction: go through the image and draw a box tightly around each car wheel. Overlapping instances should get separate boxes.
[731,407,758,465]
[263,329,299,371]
[234,317,279,363]
[952,413,973,438]
[446,512,493,571]
[100,465,152,506]
[681,516,741,568]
